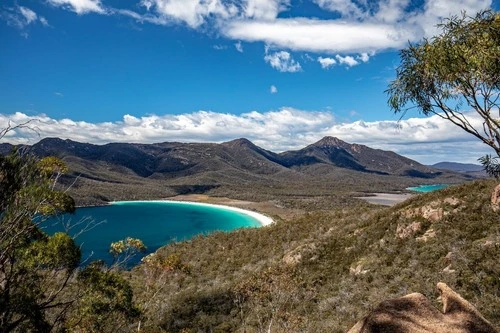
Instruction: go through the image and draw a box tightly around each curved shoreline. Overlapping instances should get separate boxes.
[110,200,274,227]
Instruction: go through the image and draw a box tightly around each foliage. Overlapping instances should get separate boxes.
[110,237,147,268]
[387,10,500,176]
[0,150,79,331]
[67,261,141,332]
[0,147,141,332]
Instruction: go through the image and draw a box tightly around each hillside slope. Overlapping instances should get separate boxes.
[129,180,499,332]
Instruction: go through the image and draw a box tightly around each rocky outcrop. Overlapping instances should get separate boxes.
[348,283,498,333]
[401,197,462,222]
[491,184,500,212]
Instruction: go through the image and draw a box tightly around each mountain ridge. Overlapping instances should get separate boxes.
[0,136,471,205]
[3,136,443,178]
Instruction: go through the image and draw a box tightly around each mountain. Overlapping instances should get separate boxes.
[1,136,470,205]
[432,162,485,173]
[25,136,443,179]
[280,136,440,177]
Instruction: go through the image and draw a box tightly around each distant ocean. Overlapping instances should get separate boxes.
[42,201,261,266]
[406,184,449,192]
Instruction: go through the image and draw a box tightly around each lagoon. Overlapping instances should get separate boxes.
[43,201,266,266]
[406,184,449,192]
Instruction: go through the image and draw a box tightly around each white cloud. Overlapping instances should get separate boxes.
[224,18,416,54]
[138,0,235,28]
[243,0,290,20]
[39,16,50,27]
[46,0,105,14]
[318,56,336,69]
[25,0,491,58]
[0,109,493,164]
[264,50,302,72]
[213,44,227,50]
[222,0,491,55]
[54,92,64,97]
[374,0,410,23]
[235,41,243,52]
[313,0,364,18]
[335,54,359,67]
[19,7,37,24]
[0,6,51,36]
[270,85,278,94]
[357,52,370,62]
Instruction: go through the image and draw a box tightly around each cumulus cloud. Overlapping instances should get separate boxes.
[264,50,302,72]
[270,85,278,94]
[335,54,359,67]
[357,52,370,62]
[318,56,336,69]
[46,0,105,14]
[243,0,290,20]
[0,110,492,164]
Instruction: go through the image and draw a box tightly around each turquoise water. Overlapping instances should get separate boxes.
[406,184,449,192]
[43,201,261,266]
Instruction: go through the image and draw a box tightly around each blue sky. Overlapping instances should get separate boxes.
[0,0,498,164]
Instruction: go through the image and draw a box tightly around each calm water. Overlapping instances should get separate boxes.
[42,201,261,266]
[406,184,449,192]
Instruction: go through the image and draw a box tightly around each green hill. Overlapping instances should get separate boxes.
[127,179,499,332]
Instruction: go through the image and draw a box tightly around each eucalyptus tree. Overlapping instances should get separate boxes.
[387,10,500,176]
[0,126,140,332]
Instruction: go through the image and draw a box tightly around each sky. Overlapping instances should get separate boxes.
[0,0,498,164]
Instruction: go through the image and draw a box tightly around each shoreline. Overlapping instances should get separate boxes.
[110,199,274,227]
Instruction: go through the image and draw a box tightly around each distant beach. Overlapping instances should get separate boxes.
[355,193,414,206]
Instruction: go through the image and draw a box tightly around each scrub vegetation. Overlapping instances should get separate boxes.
[127,179,499,332]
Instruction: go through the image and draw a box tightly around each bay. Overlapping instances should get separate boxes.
[43,201,262,266]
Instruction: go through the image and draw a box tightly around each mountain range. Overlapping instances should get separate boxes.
[0,136,471,205]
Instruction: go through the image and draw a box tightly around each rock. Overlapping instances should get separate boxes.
[401,197,463,222]
[416,228,436,242]
[491,184,500,212]
[347,282,498,333]
[282,243,316,266]
[396,222,422,239]
[349,264,369,276]
[442,264,456,274]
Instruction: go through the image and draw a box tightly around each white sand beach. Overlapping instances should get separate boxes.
[355,193,414,206]
[112,200,274,226]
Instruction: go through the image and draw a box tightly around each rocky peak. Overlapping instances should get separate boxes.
[222,138,257,150]
[311,136,350,149]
